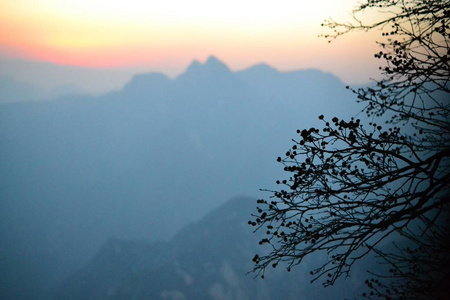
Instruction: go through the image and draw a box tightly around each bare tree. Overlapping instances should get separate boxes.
[250,0,449,297]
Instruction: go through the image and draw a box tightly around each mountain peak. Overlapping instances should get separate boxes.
[204,55,228,70]
[185,60,202,73]
[237,63,279,77]
[178,55,232,81]
[123,72,170,93]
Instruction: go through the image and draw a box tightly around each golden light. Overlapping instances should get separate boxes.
[0,0,381,83]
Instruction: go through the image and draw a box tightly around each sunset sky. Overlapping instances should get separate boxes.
[0,0,383,92]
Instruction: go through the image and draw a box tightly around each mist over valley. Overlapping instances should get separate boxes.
[0,56,362,299]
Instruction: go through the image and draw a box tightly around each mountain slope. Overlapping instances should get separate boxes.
[57,197,365,299]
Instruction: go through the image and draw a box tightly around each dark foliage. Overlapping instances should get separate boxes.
[360,218,450,299]
[250,1,450,298]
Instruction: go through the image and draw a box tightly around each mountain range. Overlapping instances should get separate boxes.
[56,197,367,299]
[0,56,362,299]
[0,75,86,103]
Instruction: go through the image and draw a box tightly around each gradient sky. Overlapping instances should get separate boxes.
[0,0,383,91]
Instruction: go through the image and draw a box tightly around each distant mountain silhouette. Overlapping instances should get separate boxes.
[56,197,365,299]
[183,56,231,77]
[0,75,85,103]
[123,73,171,94]
[0,58,132,96]
[0,56,361,299]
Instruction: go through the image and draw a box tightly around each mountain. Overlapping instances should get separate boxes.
[0,76,51,103]
[0,58,134,95]
[0,56,362,299]
[0,75,86,103]
[181,56,232,79]
[56,197,366,299]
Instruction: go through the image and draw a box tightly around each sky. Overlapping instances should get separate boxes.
[0,0,383,93]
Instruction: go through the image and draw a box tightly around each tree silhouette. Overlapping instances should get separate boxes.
[250,0,449,298]
[360,219,450,299]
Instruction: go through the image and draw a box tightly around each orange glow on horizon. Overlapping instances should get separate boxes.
[0,0,384,83]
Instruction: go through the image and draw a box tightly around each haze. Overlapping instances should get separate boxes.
[0,1,389,299]
[0,0,382,94]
